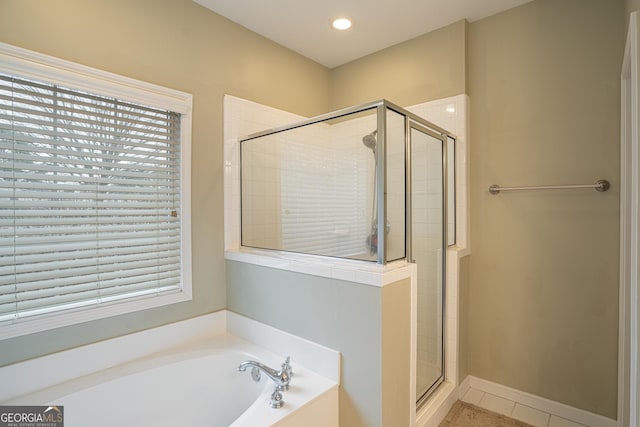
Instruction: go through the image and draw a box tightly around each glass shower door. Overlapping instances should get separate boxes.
[410,124,445,404]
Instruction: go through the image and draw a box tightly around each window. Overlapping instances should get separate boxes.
[0,43,192,339]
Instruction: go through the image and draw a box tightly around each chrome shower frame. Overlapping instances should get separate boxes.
[240,99,455,265]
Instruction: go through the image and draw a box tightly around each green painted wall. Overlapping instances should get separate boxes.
[467,0,623,417]
[0,0,330,366]
[330,20,467,110]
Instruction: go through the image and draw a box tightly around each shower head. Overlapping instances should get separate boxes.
[362,130,377,154]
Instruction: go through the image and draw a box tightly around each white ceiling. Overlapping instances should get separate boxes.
[194,0,533,68]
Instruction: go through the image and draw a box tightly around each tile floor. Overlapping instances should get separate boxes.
[461,387,588,427]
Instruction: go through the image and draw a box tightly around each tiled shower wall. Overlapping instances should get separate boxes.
[240,138,283,249]
[224,94,467,254]
[279,118,374,258]
[228,99,400,260]
[412,137,445,384]
[224,96,303,251]
[407,97,468,391]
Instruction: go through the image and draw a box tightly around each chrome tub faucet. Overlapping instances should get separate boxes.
[238,356,293,408]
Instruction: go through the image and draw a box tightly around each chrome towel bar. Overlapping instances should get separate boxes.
[489,179,610,195]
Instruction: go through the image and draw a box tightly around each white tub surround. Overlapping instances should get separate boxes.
[1,311,340,427]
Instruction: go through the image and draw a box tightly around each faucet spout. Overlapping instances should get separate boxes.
[238,358,291,389]
[238,360,280,382]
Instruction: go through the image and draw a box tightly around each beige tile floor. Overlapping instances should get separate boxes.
[461,387,588,427]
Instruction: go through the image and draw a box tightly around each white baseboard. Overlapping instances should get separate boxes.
[458,375,471,400]
[466,376,617,427]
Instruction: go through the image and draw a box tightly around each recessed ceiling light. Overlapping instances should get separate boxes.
[331,17,352,30]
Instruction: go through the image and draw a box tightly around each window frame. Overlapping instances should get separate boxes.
[0,42,193,340]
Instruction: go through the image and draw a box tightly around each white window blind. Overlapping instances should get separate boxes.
[0,71,185,324]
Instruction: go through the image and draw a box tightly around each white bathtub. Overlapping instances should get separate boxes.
[1,313,339,427]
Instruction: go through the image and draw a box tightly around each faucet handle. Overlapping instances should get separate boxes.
[278,356,292,391]
[282,356,293,378]
[270,385,284,408]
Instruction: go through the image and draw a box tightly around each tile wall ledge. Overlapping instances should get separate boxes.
[225,248,416,287]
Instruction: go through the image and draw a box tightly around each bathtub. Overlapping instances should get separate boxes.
[1,313,339,427]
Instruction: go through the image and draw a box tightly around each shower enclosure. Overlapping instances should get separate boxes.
[240,100,455,405]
